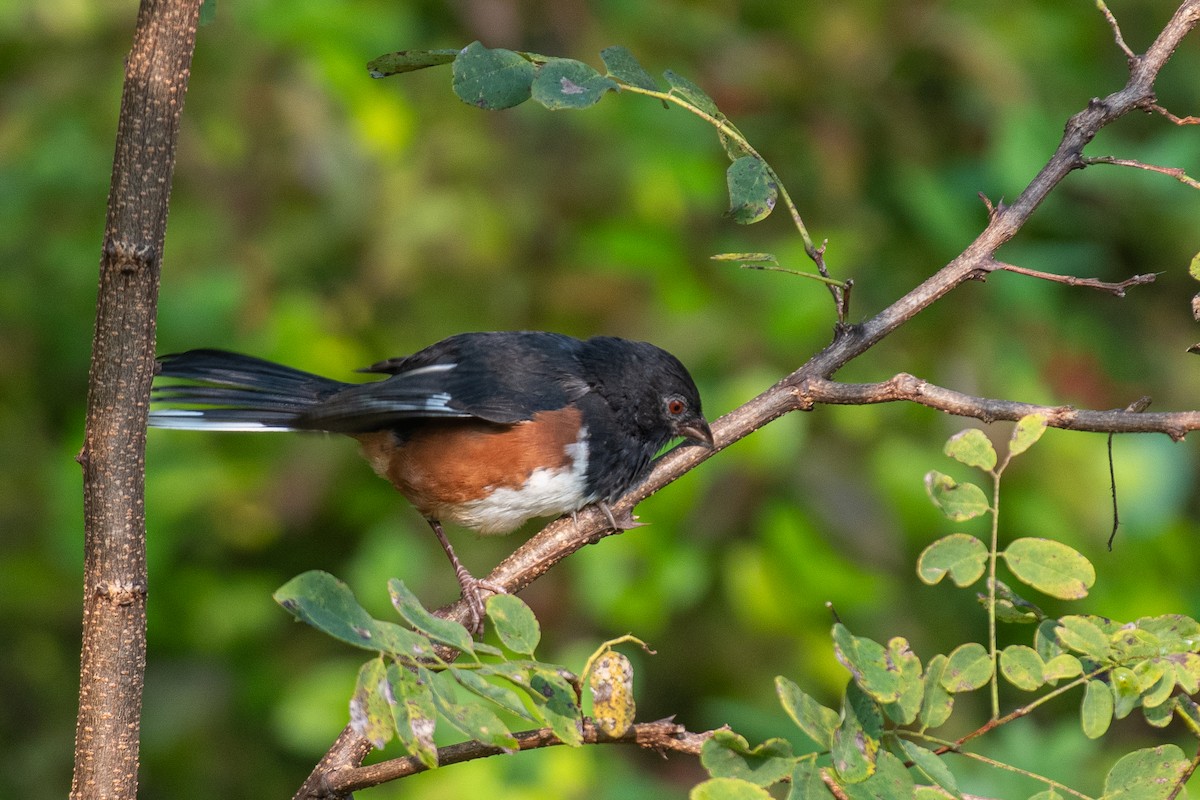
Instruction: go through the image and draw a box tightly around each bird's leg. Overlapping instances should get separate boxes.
[426,519,505,636]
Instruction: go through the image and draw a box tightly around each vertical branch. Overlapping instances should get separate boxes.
[72,0,202,797]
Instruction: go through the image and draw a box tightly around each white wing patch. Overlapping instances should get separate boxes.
[146,410,295,432]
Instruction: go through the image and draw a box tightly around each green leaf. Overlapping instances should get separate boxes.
[940,643,993,693]
[725,157,777,225]
[924,472,990,521]
[452,42,535,110]
[588,650,636,738]
[1141,670,1174,708]
[1035,619,1067,661]
[1000,646,1045,691]
[1003,538,1095,600]
[787,761,826,800]
[1177,697,1200,735]
[350,659,394,749]
[599,46,659,91]
[1110,667,1141,719]
[832,681,882,783]
[833,624,902,702]
[367,48,459,78]
[386,664,438,768]
[1169,652,1200,694]
[943,429,996,471]
[485,593,540,655]
[1056,616,1112,660]
[1009,414,1048,456]
[1042,653,1084,683]
[989,580,1045,624]
[701,731,795,786]
[452,666,535,721]
[897,740,960,798]
[531,58,617,109]
[1101,745,1189,799]
[529,665,583,746]
[1029,791,1063,800]
[841,751,915,800]
[918,655,954,729]
[1143,696,1176,728]
[882,638,924,726]
[274,571,435,656]
[663,69,719,115]
[425,667,518,750]
[690,777,774,800]
[776,676,839,748]
[1190,251,1200,281]
[388,579,475,654]
[917,534,988,587]
[914,789,957,800]
[710,252,779,264]
[1081,679,1114,739]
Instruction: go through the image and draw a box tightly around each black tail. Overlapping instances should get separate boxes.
[149,349,349,431]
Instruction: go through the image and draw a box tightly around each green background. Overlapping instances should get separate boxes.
[3,0,1200,797]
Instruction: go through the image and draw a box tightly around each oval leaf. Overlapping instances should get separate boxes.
[832,681,882,783]
[1003,538,1095,600]
[924,471,990,521]
[486,593,540,655]
[943,428,996,471]
[452,41,535,110]
[940,643,993,693]
[832,624,901,702]
[663,68,719,115]
[882,637,924,726]
[426,667,518,751]
[350,659,394,749]
[1101,745,1189,799]
[700,731,794,787]
[1056,616,1112,660]
[726,156,777,225]
[531,58,617,109]
[917,534,988,587]
[1081,679,1113,739]
[1009,414,1048,456]
[599,45,659,91]
[999,645,1045,691]
[274,571,435,656]
[367,48,459,78]
[388,578,475,654]
[689,777,773,800]
[898,740,960,798]
[386,663,438,768]
[775,675,838,748]
[919,654,955,729]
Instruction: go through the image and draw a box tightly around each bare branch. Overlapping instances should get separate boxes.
[985,259,1158,297]
[1082,155,1200,189]
[322,720,712,796]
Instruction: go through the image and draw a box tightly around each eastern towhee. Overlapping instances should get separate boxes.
[150,331,713,630]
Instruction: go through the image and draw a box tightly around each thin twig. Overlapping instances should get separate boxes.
[1096,0,1137,60]
[986,258,1158,296]
[1082,155,1200,190]
[1150,102,1200,125]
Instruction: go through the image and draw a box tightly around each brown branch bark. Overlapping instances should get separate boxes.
[294,3,1200,796]
[72,1,202,797]
[318,720,710,795]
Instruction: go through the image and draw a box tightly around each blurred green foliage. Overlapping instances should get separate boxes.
[3,1,1200,797]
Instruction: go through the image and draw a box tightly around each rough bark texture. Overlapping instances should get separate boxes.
[72,1,202,797]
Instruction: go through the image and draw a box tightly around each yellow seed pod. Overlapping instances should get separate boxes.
[589,651,635,738]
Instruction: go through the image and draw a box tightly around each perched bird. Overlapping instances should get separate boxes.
[149,331,714,631]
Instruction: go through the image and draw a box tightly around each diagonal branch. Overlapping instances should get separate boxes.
[321,720,711,796]
[293,3,1200,796]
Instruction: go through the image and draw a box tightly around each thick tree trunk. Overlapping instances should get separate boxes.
[72,1,202,797]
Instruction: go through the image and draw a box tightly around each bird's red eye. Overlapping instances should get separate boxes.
[667,398,686,416]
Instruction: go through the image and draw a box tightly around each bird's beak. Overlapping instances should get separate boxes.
[677,418,715,449]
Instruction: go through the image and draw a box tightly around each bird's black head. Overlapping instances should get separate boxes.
[581,336,714,451]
